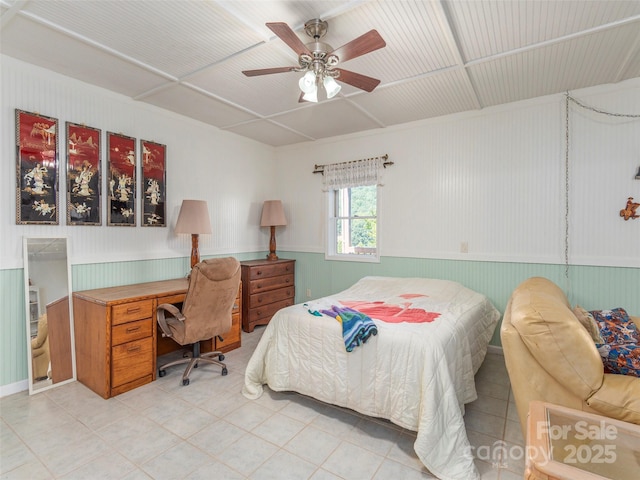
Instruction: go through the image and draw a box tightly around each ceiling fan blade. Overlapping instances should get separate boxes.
[266,22,312,57]
[242,66,296,77]
[330,30,386,63]
[335,68,381,92]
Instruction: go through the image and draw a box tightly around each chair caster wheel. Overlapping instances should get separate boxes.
[221,367,228,376]
[182,378,190,386]
[158,369,166,377]
[219,354,225,361]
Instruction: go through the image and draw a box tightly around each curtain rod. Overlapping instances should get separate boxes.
[313,154,392,174]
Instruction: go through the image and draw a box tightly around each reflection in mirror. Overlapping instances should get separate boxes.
[23,237,76,394]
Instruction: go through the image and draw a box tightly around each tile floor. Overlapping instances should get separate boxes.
[1,329,524,479]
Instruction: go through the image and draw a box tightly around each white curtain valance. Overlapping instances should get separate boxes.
[322,156,387,190]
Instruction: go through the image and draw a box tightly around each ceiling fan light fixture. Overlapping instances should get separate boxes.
[323,76,341,98]
[302,87,318,103]
[299,71,316,94]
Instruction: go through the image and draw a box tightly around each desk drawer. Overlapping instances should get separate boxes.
[112,300,153,325]
[248,274,294,294]
[112,319,152,346]
[111,338,153,388]
[217,313,241,351]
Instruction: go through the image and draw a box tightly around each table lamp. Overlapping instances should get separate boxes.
[175,199,212,268]
[260,200,287,261]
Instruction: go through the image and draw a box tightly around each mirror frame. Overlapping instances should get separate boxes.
[23,236,77,394]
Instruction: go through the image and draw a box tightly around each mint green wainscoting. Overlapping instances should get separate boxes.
[281,252,640,348]
[2,253,638,389]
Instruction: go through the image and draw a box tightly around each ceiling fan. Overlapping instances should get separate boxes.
[243,19,386,102]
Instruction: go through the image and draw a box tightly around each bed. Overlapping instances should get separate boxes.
[242,276,500,480]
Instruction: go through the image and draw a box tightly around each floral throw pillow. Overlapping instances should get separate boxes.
[573,306,604,343]
[590,308,638,345]
[596,343,640,378]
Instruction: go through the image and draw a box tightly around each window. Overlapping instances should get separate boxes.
[327,184,379,262]
[322,156,386,262]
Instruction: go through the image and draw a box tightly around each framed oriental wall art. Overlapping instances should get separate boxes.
[140,139,166,227]
[66,122,101,225]
[107,132,136,226]
[15,109,59,224]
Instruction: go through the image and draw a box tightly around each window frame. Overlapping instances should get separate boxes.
[325,184,381,263]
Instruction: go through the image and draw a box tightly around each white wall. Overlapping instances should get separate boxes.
[275,78,640,268]
[2,54,638,270]
[1,56,277,269]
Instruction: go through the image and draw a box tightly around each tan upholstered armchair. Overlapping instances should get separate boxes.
[31,313,50,380]
[501,277,640,436]
[157,257,241,385]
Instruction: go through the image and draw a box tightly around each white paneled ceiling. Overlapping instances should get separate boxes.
[1,0,639,147]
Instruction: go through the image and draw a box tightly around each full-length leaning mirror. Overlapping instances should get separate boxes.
[23,237,76,394]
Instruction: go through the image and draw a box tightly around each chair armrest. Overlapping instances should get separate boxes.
[156,303,185,338]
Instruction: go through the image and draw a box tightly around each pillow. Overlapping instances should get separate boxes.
[590,308,639,344]
[573,306,604,343]
[596,343,640,378]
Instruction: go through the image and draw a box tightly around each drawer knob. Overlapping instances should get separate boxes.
[126,307,141,314]
[127,345,142,353]
[256,270,263,276]
[126,326,141,333]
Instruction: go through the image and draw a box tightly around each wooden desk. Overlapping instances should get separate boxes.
[46,296,73,383]
[73,278,241,398]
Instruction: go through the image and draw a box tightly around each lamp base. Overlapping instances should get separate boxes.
[267,225,279,261]
[190,234,200,268]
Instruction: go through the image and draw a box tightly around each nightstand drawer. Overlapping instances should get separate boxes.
[247,262,294,280]
[111,338,153,387]
[249,274,294,294]
[112,318,152,346]
[247,298,294,323]
[112,300,153,325]
[249,287,294,307]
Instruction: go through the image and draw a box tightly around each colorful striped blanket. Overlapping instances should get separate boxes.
[320,305,378,352]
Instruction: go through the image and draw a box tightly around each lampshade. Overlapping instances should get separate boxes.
[323,76,341,98]
[175,200,212,234]
[260,200,287,227]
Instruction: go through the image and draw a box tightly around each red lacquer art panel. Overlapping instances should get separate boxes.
[67,122,101,225]
[15,109,59,224]
[107,132,136,226]
[141,140,166,227]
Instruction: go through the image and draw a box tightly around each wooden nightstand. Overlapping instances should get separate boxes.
[241,259,295,332]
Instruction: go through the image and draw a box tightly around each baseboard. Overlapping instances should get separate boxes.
[487,344,504,356]
[0,379,28,398]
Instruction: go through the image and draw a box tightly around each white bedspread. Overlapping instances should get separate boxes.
[242,276,500,480]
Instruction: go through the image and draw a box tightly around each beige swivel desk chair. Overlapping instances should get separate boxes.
[157,257,241,385]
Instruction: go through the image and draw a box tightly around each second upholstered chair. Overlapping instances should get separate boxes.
[157,257,241,385]
[31,313,50,381]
